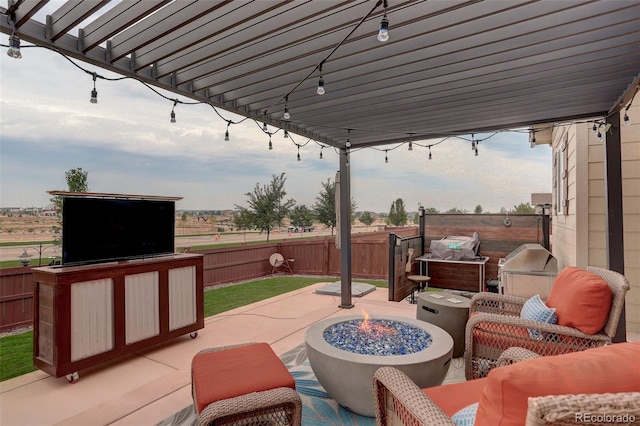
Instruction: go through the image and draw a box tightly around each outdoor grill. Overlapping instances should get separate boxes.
[498,243,559,299]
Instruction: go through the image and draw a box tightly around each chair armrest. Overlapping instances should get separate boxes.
[373,366,456,425]
[467,313,611,343]
[469,292,527,317]
[465,313,610,380]
[525,392,640,426]
[496,347,541,367]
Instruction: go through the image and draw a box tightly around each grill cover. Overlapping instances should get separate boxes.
[429,232,480,260]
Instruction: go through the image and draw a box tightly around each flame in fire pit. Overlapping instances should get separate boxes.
[359,310,397,337]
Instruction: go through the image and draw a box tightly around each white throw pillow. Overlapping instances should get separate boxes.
[520,294,557,339]
[452,402,479,426]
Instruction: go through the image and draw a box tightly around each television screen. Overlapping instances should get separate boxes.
[62,197,175,265]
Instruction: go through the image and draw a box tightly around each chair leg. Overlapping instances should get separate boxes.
[409,285,420,304]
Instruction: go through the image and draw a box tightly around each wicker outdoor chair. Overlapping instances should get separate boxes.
[373,347,538,426]
[373,346,640,426]
[464,266,630,380]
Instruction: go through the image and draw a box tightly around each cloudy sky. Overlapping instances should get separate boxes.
[0,5,552,214]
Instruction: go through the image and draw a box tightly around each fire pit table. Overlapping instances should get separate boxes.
[304,314,453,417]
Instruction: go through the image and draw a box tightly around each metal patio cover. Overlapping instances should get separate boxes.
[2,0,639,148]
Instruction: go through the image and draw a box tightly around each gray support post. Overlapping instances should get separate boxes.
[605,112,626,343]
[418,206,425,255]
[339,147,353,308]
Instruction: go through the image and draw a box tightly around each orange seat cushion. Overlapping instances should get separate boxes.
[474,341,640,426]
[192,343,295,414]
[422,378,487,417]
[546,266,612,334]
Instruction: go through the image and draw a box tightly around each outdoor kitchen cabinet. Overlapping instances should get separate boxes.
[32,253,204,381]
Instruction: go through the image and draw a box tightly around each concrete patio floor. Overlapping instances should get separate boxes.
[1,282,637,426]
[0,282,418,426]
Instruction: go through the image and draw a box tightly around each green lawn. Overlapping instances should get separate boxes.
[0,276,387,382]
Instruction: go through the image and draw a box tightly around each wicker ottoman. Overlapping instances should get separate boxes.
[191,342,301,426]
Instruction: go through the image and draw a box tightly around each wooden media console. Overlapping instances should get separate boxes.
[32,253,204,381]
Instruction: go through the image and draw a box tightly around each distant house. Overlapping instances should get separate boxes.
[537,98,639,334]
[42,204,58,216]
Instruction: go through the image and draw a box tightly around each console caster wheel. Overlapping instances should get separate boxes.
[190,332,198,339]
[66,372,79,383]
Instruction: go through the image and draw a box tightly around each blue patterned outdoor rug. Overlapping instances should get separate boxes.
[281,345,375,426]
[157,343,374,426]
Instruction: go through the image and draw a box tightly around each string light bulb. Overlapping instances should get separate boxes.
[317,63,325,95]
[597,129,603,142]
[319,146,324,159]
[283,95,290,120]
[224,121,231,141]
[297,145,301,161]
[170,100,177,123]
[377,1,389,42]
[90,72,98,104]
[7,33,22,59]
[623,112,630,126]
[284,130,289,139]
[385,150,389,163]
[345,130,351,166]
[428,146,432,160]
[263,122,268,132]
[408,134,413,151]
[592,123,598,134]
[268,134,273,150]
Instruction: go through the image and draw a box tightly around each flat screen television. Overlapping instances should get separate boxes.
[62,197,175,266]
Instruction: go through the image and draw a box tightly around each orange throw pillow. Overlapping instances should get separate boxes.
[474,342,640,426]
[545,266,612,334]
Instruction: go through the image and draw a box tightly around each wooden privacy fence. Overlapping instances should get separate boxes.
[198,227,419,285]
[0,267,34,331]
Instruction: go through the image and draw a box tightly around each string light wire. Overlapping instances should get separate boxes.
[1,39,633,162]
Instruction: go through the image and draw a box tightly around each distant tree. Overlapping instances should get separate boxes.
[289,204,314,228]
[313,178,337,234]
[423,207,440,214]
[512,202,536,214]
[50,167,89,214]
[499,206,507,214]
[235,173,296,242]
[446,207,468,214]
[360,211,375,227]
[474,205,483,214]
[233,209,254,231]
[387,198,408,226]
[312,178,357,235]
[50,167,89,246]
